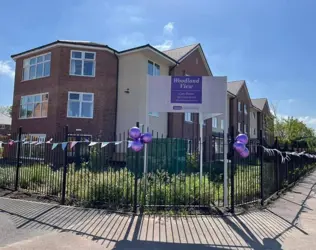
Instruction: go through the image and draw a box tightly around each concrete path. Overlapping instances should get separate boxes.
[1,171,316,249]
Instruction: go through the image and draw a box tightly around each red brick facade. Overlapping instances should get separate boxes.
[11,45,118,140]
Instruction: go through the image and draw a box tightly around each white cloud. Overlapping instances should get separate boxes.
[118,32,147,48]
[154,40,173,51]
[163,22,174,36]
[181,36,197,45]
[0,61,14,79]
[298,116,316,127]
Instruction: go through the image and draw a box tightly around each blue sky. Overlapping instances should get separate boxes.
[0,0,316,128]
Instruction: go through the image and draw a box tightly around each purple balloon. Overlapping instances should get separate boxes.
[129,127,141,140]
[141,133,152,143]
[131,139,144,152]
[239,147,249,158]
[233,141,246,154]
[235,134,248,145]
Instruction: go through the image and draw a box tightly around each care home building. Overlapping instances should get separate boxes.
[10,40,218,143]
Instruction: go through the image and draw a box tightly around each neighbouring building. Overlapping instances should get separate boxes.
[0,113,11,136]
[227,80,252,136]
[251,98,274,145]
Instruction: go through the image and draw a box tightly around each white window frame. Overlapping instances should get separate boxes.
[185,112,193,122]
[252,111,256,119]
[19,93,49,119]
[67,92,94,119]
[70,50,96,77]
[238,101,242,112]
[148,61,160,117]
[253,128,256,136]
[23,52,51,81]
[220,120,224,130]
[212,117,218,128]
[0,124,5,129]
[244,124,247,133]
[238,122,241,132]
[147,60,160,76]
[20,134,46,160]
[244,104,247,115]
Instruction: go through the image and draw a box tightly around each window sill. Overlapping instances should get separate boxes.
[19,116,48,120]
[185,121,193,123]
[67,116,93,119]
[21,75,50,82]
[69,73,95,78]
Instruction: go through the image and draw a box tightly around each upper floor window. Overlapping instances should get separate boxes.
[19,93,49,119]
[23,53,51,81]
[253,128,256,136]
[185,112,193,122]
[244,124,247,133]
[148,61,160,76]
[238,122,241,132]
[187,139,193,154]
[212,117,218,128]
[220,119,224,130]
[238,101,242,112]
[252,112,256,119]
[70,51,95,77]
[67,92,94,118]
[244,104,247,115]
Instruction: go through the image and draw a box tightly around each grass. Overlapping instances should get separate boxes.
[0,161,315,210]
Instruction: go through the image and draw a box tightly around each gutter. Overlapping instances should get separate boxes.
[114,52,119,139]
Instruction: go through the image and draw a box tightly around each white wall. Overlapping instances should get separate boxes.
[116,52,169,138]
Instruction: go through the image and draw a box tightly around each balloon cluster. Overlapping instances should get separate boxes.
[233,134,249,158]
[129,127,153,152]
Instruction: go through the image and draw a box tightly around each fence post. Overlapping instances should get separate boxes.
[259,130,264,206]
[133,122,140,213]
[14,127,22,191]
[230,126,235,213]
[61,125,68,205]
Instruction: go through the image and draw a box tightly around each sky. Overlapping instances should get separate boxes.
[0,0,316,128]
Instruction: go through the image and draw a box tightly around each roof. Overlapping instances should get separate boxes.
[227,80,245,95]
[0,114,11,125]
[118,44,178,64]
[163,44,199,61]
[11,40,117,59]
[163,43,212,76]
[251,98,268,111]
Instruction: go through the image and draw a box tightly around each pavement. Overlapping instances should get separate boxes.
[0,171,316,249]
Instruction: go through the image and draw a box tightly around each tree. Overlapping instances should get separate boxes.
[0,106,12,117]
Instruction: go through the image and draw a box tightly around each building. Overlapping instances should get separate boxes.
[251,98,274,144]
[227,80,252,136]
[0,113,11,136]
[11,40,119,142]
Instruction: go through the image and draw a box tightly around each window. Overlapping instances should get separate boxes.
[244,124,247,133]
[70,51,96,77]
[220,120,224,130]
[147,61,160,76]
[185,112,193,122]
[67,92,94,118]
[244,104,247,115]
[253,128,256,136]
[238,122,241,132]
[215,141,219,153]
[187,140,193,154]
[20,134,46,160]
[148,61,160,117]
[238,102,242,112]
[0,125,5,129]
[212,117,218,128]
[23,53,51,81]
[252,112,256,119]
[19,93,49,119]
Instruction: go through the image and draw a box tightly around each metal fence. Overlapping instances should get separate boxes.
[0,126,316,213]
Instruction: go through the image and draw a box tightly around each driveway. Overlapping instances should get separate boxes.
[1,170,316,249]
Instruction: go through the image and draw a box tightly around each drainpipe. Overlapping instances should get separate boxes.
[114,52,119,140]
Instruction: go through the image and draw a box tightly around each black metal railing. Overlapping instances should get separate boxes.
[1,126,316,213]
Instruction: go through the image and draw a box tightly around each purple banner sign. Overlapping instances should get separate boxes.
[171,76,202,104]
